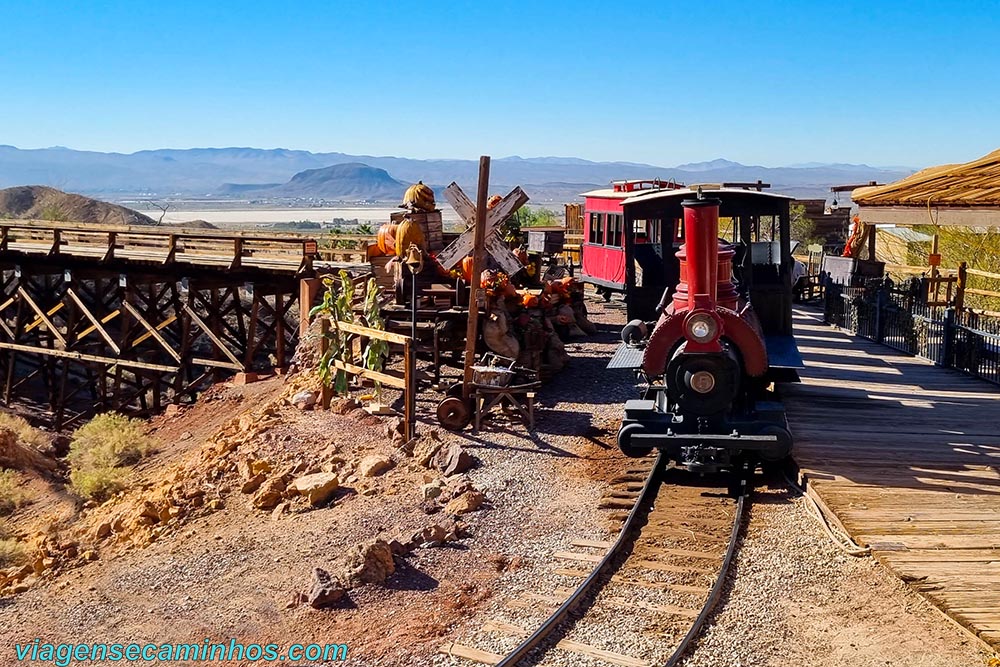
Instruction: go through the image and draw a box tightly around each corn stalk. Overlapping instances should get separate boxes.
[309,271,355,395]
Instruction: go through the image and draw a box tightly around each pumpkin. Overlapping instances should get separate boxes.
[402,181,436,212]
[460,255,475,282]
[395,216,426,258]
[376,222,397,255]
[522,293,539,308]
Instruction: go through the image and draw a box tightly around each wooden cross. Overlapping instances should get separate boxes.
[436,182,529,276]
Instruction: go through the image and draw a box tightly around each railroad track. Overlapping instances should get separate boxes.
[440,454,750,667]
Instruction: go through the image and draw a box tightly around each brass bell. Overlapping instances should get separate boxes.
[404,244,424,273]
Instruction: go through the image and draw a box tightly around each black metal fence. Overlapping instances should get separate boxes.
[823,276,1000,386]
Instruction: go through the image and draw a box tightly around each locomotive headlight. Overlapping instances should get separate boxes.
[689,370,716,394]
[685,313,718,343]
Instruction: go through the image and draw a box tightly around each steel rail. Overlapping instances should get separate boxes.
[494,451,667,667]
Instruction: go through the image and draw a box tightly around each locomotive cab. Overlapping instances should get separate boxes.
[610,187,803,472]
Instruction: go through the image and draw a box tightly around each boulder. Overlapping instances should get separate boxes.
[358,455,394,478]
[445,490,486,515]
[241,472,267,494]
[343,539,395,586]
[432,443,474,476]
[384,417,406,441]
[252,477,287,510]
[307,567,346,608]
[287,473,339,506]
[412,437,443,468]
[291,390,318,410]
[420,480,444,500]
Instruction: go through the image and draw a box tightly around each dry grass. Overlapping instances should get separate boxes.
[0,412,50,451]
[0,520,26,567]
[68,413,153,501]
[0,469,25,516]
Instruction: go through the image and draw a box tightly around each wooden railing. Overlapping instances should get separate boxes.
[0,220,318,274]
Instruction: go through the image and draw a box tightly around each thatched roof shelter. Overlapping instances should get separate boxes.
[852,148,1000,226]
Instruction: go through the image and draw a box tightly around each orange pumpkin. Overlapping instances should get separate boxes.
[377,223,397,255]
[522,293,539,308]
[460,255,475,282]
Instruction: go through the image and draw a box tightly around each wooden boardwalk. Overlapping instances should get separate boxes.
[785,307,1000,650]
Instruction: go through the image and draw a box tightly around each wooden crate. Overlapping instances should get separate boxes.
[391,210,444,252]
[527,229,565,255]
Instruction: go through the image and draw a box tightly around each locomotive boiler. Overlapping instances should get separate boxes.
[613,190,799,472]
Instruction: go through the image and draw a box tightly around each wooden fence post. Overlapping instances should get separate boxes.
[955,261,967,312]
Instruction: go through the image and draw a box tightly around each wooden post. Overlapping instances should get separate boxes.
[867,223,877,261]
[299,277,322,336]
[956,261,967,312]
[930,234,940,279]
[462,156,491,401]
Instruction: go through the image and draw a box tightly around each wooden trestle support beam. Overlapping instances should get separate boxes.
[0,266,300,429]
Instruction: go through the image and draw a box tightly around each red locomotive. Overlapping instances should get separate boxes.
[610,187,802,473]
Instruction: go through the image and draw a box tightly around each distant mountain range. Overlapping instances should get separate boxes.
[0,145,913,201]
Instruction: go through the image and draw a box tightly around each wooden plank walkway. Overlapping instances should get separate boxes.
[784,307,1000,650]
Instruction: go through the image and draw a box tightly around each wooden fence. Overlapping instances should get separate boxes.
[823,276,1000,386]
[318,318,416,440]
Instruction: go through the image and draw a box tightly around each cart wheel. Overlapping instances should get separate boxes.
[445,382,465,399]
[437,397,471,431]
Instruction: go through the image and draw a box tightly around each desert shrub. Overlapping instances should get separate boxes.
[68,413,153,501]
[0,412,50,451]
[0,469,25,516]
[0,521,25,567]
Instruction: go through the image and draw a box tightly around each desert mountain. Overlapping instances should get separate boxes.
[0,185,155,225]
[0,145,913,200]
[221,163,406,200]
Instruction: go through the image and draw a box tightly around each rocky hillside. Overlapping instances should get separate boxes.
[0,185,155,225]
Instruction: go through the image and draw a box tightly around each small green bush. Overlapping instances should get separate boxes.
[0,469,25,516]
[68,413,153,501]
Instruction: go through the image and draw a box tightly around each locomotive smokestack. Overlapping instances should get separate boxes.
[681,197,722,309]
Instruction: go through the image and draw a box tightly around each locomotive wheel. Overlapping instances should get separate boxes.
[617,422,648,458]
[437,397,471,431]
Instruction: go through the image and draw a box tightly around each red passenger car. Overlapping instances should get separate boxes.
[580,179,685,300]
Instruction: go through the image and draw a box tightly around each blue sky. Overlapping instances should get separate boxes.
[1,0,998,168]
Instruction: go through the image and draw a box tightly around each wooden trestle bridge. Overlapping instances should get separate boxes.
[0,220,338,428]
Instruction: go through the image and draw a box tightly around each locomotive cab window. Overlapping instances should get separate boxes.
[633,219,664,244]
[588,212,605,244]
